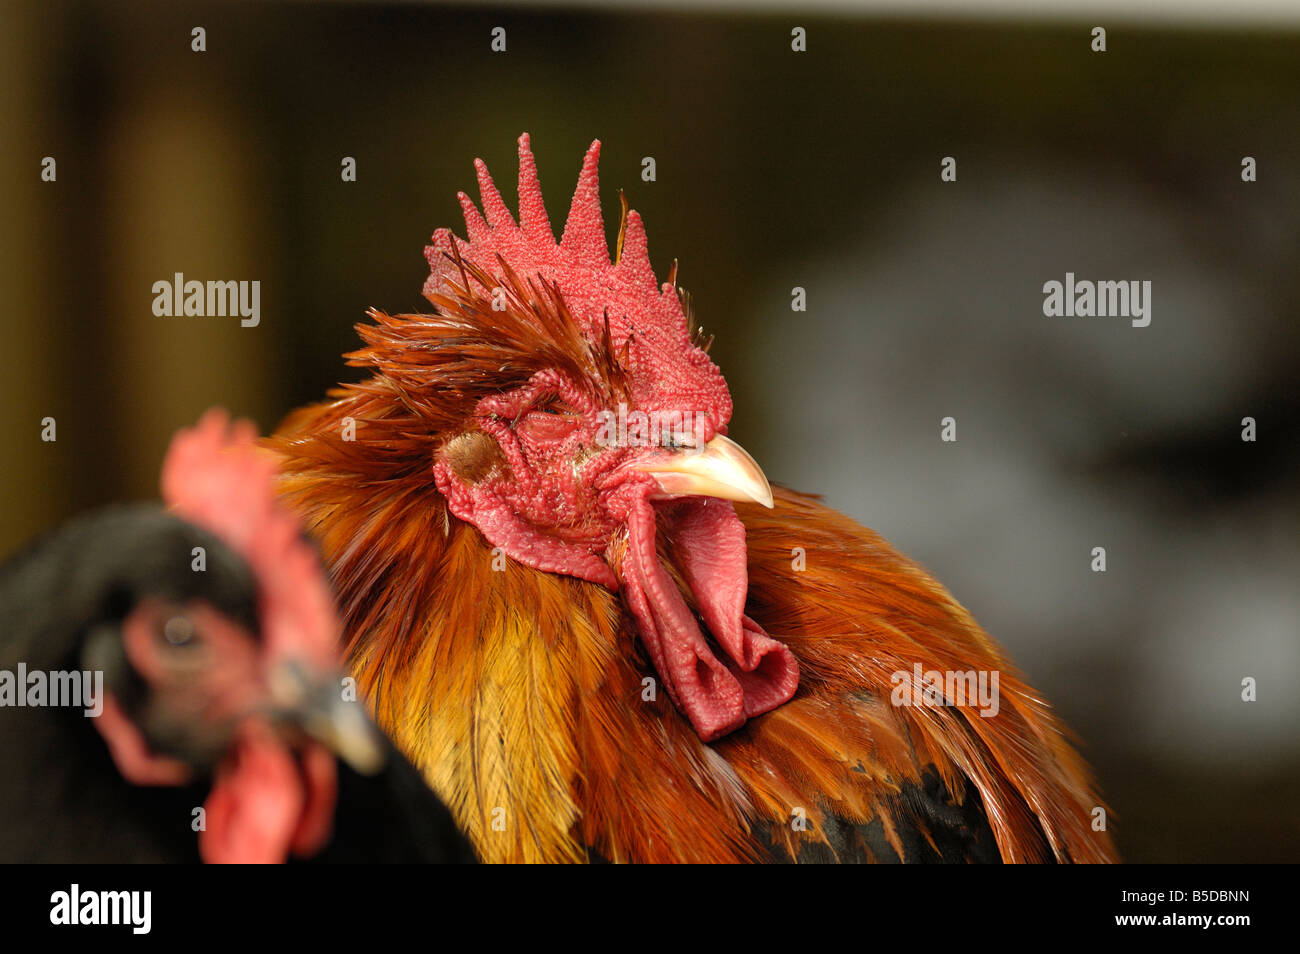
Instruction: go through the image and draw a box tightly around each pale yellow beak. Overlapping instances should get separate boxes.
[631,434,774,509]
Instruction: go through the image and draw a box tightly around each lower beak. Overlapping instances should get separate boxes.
[630,433,774,509]
[267,661,386,776]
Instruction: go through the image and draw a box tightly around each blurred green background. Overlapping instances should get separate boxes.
[2,1,1297,861]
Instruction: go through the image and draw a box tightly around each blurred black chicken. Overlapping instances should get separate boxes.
[0,410,476,863]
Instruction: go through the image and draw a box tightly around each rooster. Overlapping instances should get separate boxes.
[271,134,1118,863]
[0,411,475,863]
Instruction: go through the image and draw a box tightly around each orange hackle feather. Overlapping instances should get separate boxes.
[269,135,1117,863]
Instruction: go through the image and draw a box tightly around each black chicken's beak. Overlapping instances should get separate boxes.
[267,661,386,776]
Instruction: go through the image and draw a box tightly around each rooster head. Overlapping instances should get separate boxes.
[361,134,798,741]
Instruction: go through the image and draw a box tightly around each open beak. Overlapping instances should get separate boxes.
[267,661,386,776]
[631,434,774,509]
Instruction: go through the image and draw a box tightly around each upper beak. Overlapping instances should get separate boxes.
[267,661,386,776]
[631,433,774,509]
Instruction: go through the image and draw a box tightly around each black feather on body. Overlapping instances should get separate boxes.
[753,767,1007,864]
[309,737,479,864]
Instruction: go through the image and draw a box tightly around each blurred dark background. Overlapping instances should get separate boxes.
[2,1,1297,861]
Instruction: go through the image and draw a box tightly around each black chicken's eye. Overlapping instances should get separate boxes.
[160,615,198,648]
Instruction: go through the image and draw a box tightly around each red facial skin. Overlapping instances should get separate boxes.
[434,366,723,587]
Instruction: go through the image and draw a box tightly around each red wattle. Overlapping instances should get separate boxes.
[668,497,801,717]
[619,495,798,741]
[199,724,336,864]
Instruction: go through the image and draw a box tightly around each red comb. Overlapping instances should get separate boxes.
[160,408,339,670]
[422,133,732,425]
[423,134,679,340]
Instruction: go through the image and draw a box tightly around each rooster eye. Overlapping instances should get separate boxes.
[530,395,574,417]
[515,397,580,442]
